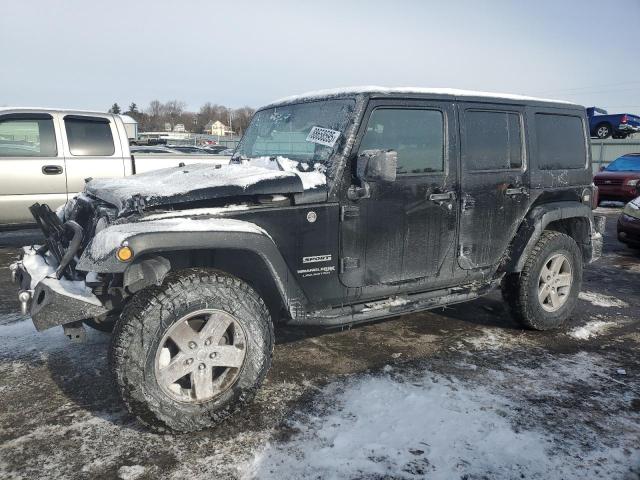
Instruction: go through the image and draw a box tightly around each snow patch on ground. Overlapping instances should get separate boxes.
[249,353,640,479]
[0,317,107,358]
[579,291,629,308]
[118,465,146,480]
[568,320,618,340]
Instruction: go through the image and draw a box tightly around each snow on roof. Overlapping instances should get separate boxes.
[266,86,578,108]
[0,106,113,116]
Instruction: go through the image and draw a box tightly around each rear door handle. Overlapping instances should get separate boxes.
[505,187,526,196]
[429,191,456,202]
[42,165,63,175]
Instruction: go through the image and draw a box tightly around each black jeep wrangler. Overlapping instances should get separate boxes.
[11,87,605,432]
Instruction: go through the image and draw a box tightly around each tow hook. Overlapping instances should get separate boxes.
[18,290,32,316]
[9,263,18,284]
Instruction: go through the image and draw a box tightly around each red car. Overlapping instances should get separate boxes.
[594,153,640,205]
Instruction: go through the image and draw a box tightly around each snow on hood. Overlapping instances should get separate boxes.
[85,160,327,213]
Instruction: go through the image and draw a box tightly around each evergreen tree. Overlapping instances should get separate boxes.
[109,103,121,114]
[127,102,138,114]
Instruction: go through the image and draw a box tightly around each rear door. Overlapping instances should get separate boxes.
[457,104,529,269]
[61,114,126,196]
[0,113,66,225]
[340,99,459,287]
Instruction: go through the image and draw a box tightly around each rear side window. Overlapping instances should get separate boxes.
[0,117,57,157]
[64,117,115,156]
[359,108,444,175]
[535,114,586,170]
[464,110,523,170]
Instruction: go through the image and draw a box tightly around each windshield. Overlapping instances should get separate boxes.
[605,155,640,172]
[234,99,356,164]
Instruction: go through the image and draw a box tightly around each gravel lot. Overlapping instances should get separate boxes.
[0,209,638,479]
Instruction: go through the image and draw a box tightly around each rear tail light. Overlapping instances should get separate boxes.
[621,114,628,124]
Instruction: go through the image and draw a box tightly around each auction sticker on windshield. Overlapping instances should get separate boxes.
[306,126,341,147]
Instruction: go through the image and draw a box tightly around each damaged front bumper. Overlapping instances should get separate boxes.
[11,249,107,332]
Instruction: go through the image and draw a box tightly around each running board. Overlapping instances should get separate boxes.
[293,278,502,327]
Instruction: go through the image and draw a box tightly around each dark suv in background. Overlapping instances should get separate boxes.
[12,87,605,432]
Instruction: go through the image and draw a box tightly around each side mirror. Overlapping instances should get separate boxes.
[357,149,397,183]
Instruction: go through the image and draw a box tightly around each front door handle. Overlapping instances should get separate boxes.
[505,187,527,196]
[429,191,456,202]
[42,165,63,175]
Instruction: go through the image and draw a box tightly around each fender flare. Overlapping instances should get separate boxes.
[76,219,308,313]
[503,202,595,272]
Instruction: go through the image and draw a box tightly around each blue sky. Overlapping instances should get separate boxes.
[1,0,639,113]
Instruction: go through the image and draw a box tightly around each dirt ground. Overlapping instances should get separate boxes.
[0,209,638,479]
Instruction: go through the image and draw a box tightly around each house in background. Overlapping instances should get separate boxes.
[205,120,234,136]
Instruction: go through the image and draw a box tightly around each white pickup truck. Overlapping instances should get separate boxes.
[0,108,230,227]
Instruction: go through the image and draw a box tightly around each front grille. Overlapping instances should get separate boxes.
[594,178,624,186]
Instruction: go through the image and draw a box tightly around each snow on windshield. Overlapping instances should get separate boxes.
[240,156,327,190]
[235,99,356,164]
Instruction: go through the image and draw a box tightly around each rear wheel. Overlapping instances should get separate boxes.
[110,268,273,432]
[502,231,582,330]
[595,123,612,139]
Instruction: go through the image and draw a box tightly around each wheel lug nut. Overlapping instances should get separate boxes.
[185,358,193,365]
[204,338,212,346]
[198,363,206,370]
[209,352,217,359]
[188,341,197,349]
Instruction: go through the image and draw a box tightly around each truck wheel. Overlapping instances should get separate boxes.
[110,268,274,433]
[502,231,582,330]
[595,123,612,139]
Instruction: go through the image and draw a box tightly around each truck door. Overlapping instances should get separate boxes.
[0,113,67,225]
[457,104,529,269]
[340,99,458,288]
[61,114,126,197]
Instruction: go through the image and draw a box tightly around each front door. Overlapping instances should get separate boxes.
[340,99,458,288]
[457,103,529,269]
[0,113,67,225]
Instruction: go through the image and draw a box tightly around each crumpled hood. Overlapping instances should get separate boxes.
[85,162,310,213]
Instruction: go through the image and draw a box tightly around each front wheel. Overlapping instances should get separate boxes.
[110,268,274,432]
[502,231,582,330]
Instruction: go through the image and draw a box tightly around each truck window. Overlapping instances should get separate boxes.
[0,117,57,157]
[64,117,115,156]
[359,108,444,175]
[535,114,586,170]
[464,110,522,170]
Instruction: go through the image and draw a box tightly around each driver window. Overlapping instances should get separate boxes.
[358,108,444,175]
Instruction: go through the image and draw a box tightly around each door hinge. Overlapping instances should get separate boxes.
[340,257,361,273]
[340,205,360,221]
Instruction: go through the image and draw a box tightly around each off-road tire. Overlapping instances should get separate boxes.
[502,231,582,330]
[110,268,274,433]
